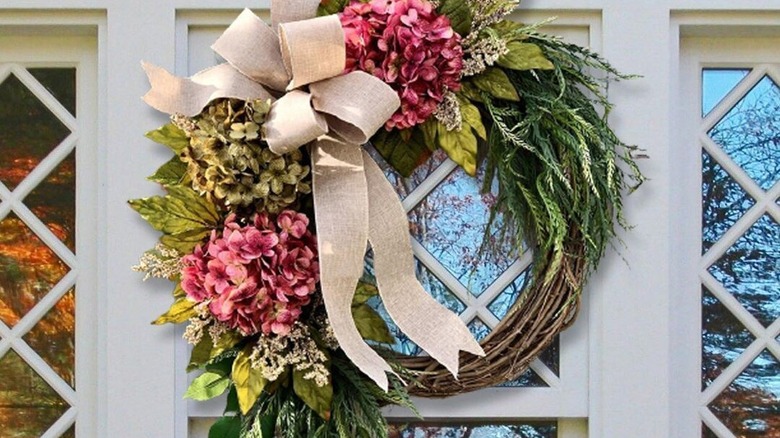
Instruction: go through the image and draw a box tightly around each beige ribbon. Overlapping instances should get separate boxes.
[142,0,483,390]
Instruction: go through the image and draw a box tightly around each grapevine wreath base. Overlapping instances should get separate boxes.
[131,0,643,435]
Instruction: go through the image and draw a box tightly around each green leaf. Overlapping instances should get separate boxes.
[146,123,189,154]
[208,415,241,438]
[185,371,231,401]
[353,282,379,305]
[160,229,210,254]
[472,68,520,102]
[172,283,186,298]
[498,42,555,71]
[188,336,214,372]
[293,368,333,420]
[371,129,432,177]
[436,0,472,35]
[352,304,394,343]
[491,20,526,40]
[460,82,485,103]
[419,119,439,149]
[457,94,487,140]
[152,297,197,325]
[437,122,478,176]
[129,185,218,236]
[317,0,348,16]
[224,387,239,415]
[148,155,188,187]
[233,348,267,415]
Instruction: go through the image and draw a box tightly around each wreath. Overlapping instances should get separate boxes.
[130,0,644,436]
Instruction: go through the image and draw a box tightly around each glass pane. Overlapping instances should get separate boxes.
[28,68,77,117]
[488,266,533,320]
[701,150,755,254]
[0,350,70,436]
[539,335,560,377]
[708,75,780,191]
[61,424,76,438]
[23,150,76,252]
[708,350,780,436]
[702,69,750,117]
[702,425,718,438]
[707,215,780,327]
[389,422,558,438]
[0,73,71,191]
[367,146,449,200]
[409,165,517,297]
[701,288,754,390]
[24,288,76,387]
[0,213,70,327]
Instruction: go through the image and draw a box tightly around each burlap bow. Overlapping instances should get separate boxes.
[142,0,483,390]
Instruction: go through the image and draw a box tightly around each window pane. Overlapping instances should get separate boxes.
[702,69,749,117]
[389,422,557,438]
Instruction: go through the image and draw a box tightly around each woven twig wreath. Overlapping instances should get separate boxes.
[397,231,584,396]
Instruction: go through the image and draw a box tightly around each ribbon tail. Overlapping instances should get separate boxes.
[312,140,393,390]
[141,62,273,117]
[363,150,485,377]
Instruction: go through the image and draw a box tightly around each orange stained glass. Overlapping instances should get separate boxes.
[23,150,77,253]
[24,288,76,387]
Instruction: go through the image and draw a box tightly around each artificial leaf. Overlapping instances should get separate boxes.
[472,67,520,102]
[293,368,333,420]
[460,82,485,103]
[208,415,241,438]
[352,304,395,343]
[129,185,218,236]
[233,348,267,415]
[146,123,190,154]
[212,331,242,358]
[457,94,487,140]
[224,387,239,415]
[148,155,187,187]
[419,119,440,150]
[436,0,472,35]
[371,129,432,177]
[317,0,349,16]
[353,282,379,305]
[185,371,231,401]
[498,42,555,71]
[160,228,210,254]
[491,20,526,40]
[152,297,197,325]
[437,123,478,176]
[188,336,214,372]
[172,283,186,298]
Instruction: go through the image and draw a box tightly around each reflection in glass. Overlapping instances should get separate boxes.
[388,422,557,438]
[707,215,780,328]
[539,336,560,377]
[701,151,755,254]
[702,425,718,438]
[0,350,70,437]
[24,289,76,387]
[28,68,77,117]
[708,76,780,190]
[409,165,517,296]
[0,214,70,327]
[367,145,449,200]
[0,74,71,191]
[701,289,754,390]
[702,69,750,117]
[488,267,532,320]
[24,150,76,252]
[708,351,780,436]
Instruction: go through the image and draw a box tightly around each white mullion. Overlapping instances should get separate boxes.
[700,406,737,438]
[11,200,78,269]
[7,132,78,204]
[402,159,458,213]
[40,406,77,438]
[411,238,473,306]
[11,338,77,406]
[699,199,768,271]
[0,338,10,358]
[11,64,79,132]
[700,135,769,206]
[9,269,77,338]
[474,252,534,309]
[529,358,560,389]
[699,337,764,406]
[700,271,767,341]
[700,65,768,133]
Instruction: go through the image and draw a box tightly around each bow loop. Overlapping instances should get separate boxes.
[279,16,346,90]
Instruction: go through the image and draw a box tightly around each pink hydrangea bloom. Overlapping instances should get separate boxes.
[340,0,463,130]
[180,211,319,337]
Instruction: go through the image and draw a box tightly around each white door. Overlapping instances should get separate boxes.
[0,2,778,438]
